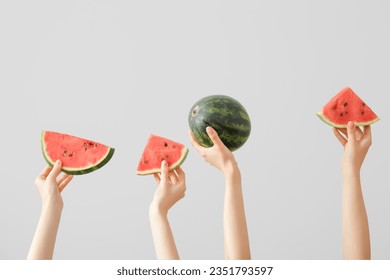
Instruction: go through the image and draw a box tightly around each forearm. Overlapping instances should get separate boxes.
[342,167,370,259]
[27,204,62,260]
[223,164,251,259]
[149,208,180,260]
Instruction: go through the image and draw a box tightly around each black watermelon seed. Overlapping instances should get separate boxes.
[331,105,337,110]
[361,111,365,115]
[340,113,343,117]
[344,102,348,107]
[68,154,73,157]
[164,142,168,147]
[362,103,365,106]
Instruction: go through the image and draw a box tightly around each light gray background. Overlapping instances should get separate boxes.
[1,0,389,260]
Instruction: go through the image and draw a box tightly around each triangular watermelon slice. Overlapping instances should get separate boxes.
[136,134,189,175]
[317,87,380,128]
[41,131,115,175]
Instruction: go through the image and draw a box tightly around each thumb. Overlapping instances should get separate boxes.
[206,127,224,146]
[346,121,357,143]
[160,160,169,183]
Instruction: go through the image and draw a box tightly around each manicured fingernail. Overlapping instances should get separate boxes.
[56,160,61,166]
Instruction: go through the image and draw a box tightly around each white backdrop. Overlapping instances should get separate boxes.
[1,0,389,259]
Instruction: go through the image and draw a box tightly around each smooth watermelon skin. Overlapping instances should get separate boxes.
[316,111,380,128]
[188,95,251,152]
[136,147,189,175]
[41,131,115,175]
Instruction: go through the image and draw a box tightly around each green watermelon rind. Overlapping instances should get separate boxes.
[41,131,115,175]
[188,95,251,152]
[136,147,189,175]
[316,111,380,128]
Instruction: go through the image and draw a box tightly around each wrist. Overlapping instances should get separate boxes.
[341,164,360,176]
[149,203,168,218]
[42,200,63,213]
[222,159,239,176]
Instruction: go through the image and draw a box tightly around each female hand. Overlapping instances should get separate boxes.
[189,127,237,175]
[333,121,372,172]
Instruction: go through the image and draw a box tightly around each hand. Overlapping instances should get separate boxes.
[35,160,73,210]
[333,121,372,172]
[189,126,237,175]
[150,160,186,215]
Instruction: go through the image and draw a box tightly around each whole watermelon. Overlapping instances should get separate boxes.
[188,95,251,151]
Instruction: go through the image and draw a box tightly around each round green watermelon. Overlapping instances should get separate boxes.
[188,95,251,151]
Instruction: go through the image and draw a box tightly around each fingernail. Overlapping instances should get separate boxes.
[56,160,62,166]
[206,127,213,134]
[348,121,354,128]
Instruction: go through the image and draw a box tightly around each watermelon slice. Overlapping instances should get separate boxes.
[317,87,380,128]
[136,134,189,175]
[41,131,115,175]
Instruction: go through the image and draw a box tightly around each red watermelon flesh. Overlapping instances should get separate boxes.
[317,87,380,128]
[136,134,189,175]
[42,131,115,175]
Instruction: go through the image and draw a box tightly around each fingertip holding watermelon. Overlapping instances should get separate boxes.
[188,95,251,151]
[317,87,380,128]
[136,134,189,175]
[41,131,115,175]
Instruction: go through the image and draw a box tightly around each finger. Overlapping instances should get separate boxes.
[175,166,185,179]
[188,130,204,152]
[153,173,161,184]
[363,125,371,137]
[38,165,53,181]
[59,175,73,193]
[333,128,347,146]
[57,173,71,186]
[169,171,178,184]
[354,125,363,141]
[362,125,372,143]
[47,160,63,181]
[206,127,224,147]
[338,128,347,138]
[346,121,357,143]
[160,160,169,183]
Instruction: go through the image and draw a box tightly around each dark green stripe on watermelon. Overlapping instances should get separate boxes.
[188,95,251,151]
